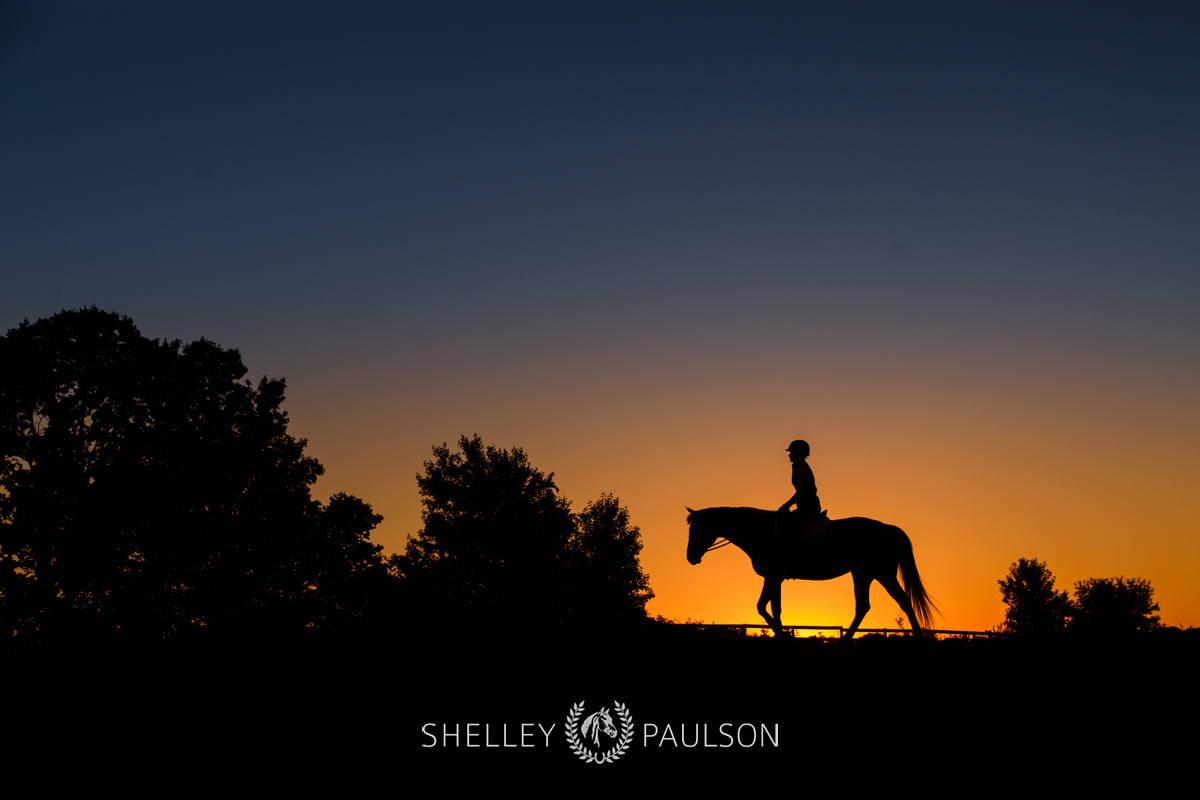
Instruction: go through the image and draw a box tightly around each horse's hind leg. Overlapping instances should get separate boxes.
[880,573,922,637]
[844,571,872,639]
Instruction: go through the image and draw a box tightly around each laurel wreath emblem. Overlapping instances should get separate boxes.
[565,701,634,764]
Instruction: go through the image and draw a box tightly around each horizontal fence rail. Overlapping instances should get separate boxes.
[672,622,997,639]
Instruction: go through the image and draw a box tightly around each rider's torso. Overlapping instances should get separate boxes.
[791,461,816,495]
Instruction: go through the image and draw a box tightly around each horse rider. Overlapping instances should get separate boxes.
[777,439,822,536]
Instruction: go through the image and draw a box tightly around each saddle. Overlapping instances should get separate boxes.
[774,509,829,541]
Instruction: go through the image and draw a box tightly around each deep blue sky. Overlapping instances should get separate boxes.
[3,2,1198,626]
[6,1,1197,356]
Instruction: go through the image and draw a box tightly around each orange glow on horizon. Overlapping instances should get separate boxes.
[282,342,1200,634]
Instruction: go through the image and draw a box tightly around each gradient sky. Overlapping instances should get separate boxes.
[3,1,1198,631]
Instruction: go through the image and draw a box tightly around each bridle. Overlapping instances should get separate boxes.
[706,537,733,553]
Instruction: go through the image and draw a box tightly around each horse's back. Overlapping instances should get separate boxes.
[825,516,911,569]
[829,516,905,538]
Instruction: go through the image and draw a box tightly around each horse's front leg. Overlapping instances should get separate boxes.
[771,579,784,635]
[844,571,872,639]
[757,577,784,636]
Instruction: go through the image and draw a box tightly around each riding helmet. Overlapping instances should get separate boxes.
[786,440,810,458]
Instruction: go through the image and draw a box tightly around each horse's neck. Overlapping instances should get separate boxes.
[726,520,771,561]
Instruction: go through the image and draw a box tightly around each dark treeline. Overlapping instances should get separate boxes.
[1,309,388,652]
[392,434,654,632]
[998,557,1166,638]
[0,308,652,659]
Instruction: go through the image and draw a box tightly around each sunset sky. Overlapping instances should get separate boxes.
[3,1,1197,631]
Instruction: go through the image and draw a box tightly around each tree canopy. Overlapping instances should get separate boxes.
[998,557,1072,635]
[1071,576,1160,635]
[569,494,654,625]
[0,308,386,643]
[391,435,653,628]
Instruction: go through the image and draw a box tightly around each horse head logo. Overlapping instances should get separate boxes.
[566,701,633,764]
[580,707,618,748]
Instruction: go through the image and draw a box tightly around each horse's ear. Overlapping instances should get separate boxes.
[686,507,694,514]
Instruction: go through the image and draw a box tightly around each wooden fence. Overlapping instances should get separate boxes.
[675,622,997,639]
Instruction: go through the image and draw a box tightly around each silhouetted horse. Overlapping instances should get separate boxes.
[686,507,939,638]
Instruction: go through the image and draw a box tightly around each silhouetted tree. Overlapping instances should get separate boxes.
[569,494,654,626]
[0,308,386,643]
[1070,576,1160,635]
[392,435,575,623]
[294,492,388,628]
[391,436,652,628]
[998,557,1072,635]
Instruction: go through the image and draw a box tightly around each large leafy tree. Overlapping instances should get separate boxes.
[998,557,1073,635]
[0,308,385,641]
[394,435,575,622]
[392,435,653,627]
[569,494,654,626]
[1071,576,1160,635]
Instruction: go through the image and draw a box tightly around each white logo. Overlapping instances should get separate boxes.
[565,701,634,764]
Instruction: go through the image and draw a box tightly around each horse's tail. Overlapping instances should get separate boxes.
[898,530,941,632]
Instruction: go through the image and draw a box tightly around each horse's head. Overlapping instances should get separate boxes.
[583,708,619,746]
[686,507,717,565]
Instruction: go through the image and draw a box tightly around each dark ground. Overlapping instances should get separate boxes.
[8,625,1195,789]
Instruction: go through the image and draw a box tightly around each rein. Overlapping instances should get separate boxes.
[706,538,733,552]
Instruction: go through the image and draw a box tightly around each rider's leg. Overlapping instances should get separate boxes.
[774,508,789,538]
